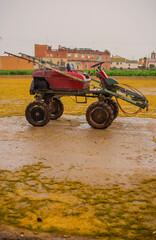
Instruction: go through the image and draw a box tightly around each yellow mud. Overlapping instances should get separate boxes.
[0,163,156,239]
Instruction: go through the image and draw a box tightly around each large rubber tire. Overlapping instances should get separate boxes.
[44,97,64,120]
[105,99,119,119]
[86,101,114,129]
[25,100,50,126]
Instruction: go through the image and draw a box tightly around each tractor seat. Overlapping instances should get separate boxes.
[67,63,75,71]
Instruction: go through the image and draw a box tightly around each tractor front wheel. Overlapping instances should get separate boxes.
[25,100,50,126]
[86,101,114,129]
[44,97,64,120]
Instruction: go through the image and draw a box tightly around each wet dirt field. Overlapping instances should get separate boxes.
[0,115,156,187]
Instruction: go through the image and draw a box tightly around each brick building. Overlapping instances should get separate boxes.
[0,56,34,70]
[35,44,111,70]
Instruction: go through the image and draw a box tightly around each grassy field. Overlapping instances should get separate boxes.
[86,69,156,77]
[0,76,155,119]
[1,69,156,76]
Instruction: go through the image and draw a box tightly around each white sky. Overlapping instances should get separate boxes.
[0,0,155,60]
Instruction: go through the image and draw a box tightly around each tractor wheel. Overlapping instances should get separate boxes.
[44,97,64,120]
[105,99,119,119]
[86,101,114,129]
[25,100,50,126]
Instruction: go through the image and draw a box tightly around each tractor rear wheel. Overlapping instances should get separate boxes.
[25,100,50,126]
[105,99,119,119]
[86,101,114,129]
[44,97,64,120]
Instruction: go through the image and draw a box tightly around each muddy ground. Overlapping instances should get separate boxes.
[0,115,156,239]
[0,115,156,187]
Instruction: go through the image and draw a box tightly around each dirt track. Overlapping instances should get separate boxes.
[0,115,156,187]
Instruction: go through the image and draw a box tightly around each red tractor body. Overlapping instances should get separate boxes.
[32,69,91,91]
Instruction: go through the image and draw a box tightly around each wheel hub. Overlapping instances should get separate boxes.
[91,107,108,124]
[30,107,45,122]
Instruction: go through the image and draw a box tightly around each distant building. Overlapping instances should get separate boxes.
[148,51,156,67]
[110,55,138,70]
[0,56,34,70]
[35,44,111,70]
[139,52,156,69]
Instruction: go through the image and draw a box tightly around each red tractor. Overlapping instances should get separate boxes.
[5,52,148,129]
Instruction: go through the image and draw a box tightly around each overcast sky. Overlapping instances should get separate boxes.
[0,0,155,60]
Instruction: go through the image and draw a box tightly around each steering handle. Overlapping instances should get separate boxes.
[91,61,105,68]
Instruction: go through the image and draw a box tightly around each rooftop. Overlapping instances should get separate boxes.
[111,55,138,63]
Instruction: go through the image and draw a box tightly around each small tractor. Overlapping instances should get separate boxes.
[5,52,148,129]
